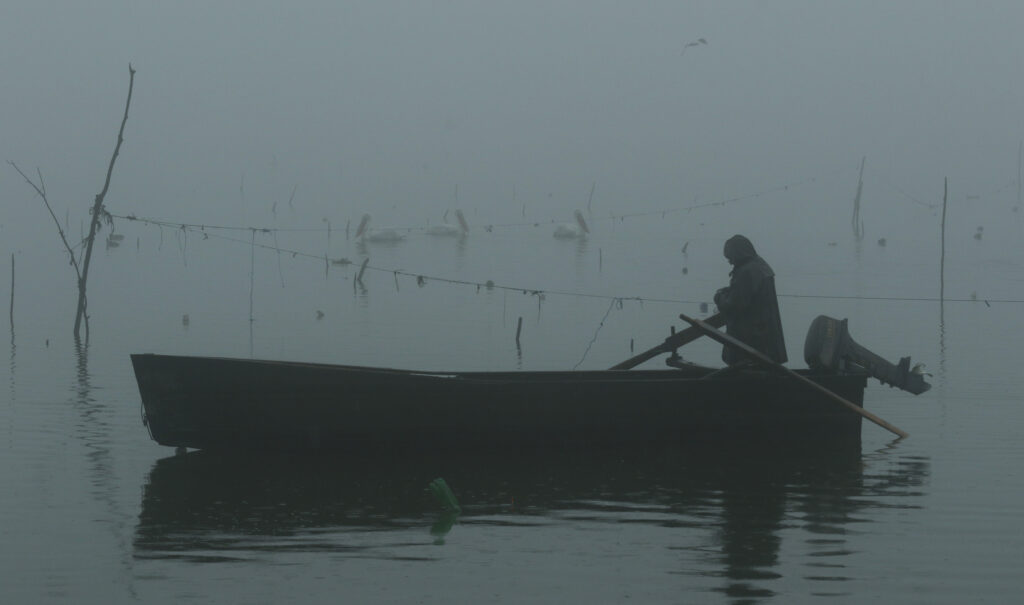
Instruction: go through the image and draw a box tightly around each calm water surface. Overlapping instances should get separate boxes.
[2,195,1022,603]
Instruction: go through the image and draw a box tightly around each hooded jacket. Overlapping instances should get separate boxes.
[712,235,788,365]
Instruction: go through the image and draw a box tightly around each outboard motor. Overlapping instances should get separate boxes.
[804,315,931,395]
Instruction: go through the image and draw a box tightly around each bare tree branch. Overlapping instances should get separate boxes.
[8,161,83,281]
[74,63,136,339]
[9,64,137,341]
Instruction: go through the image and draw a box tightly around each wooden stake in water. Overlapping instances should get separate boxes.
[852,156,866,240]
[249,229,256,323]
[9,253,13,332]
[515,316,523,347]
[940,177,948,302]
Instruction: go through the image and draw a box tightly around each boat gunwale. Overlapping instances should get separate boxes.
[130,352,869,383]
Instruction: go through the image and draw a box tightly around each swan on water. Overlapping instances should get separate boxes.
[426,209,470,236]
[553,210,590,239]
[355,213,405,243]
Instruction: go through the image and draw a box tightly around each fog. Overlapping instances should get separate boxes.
[2,1,1022,360]
[6,9,1024,601]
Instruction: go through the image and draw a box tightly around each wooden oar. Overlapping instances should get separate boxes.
[677,311,909,439]
[609,312,724,370]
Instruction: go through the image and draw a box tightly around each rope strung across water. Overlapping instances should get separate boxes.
[574,298,620,370]
[107,219,1022,307]
[97,159,1023,308]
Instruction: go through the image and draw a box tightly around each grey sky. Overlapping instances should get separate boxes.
[3,1,1024,242]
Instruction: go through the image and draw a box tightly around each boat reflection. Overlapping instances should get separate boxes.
[134,443,928,598]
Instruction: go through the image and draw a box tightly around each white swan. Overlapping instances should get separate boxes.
[426,209,470,236]
[553,210,590,239]
[355,213,405,243]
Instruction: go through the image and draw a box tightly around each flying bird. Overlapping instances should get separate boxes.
[681,38,708,56]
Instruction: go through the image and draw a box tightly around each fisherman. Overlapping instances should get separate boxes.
[713,235,787,366]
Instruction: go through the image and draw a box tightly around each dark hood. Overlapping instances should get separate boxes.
[723,235,757,265]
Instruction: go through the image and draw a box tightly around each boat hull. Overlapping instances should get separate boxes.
[131,354,869,451]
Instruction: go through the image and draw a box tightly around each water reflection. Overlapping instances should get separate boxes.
[938,300,948,383]
[453,232,468,268]
[572,236,589,277]
[135,444,928,600]
[8,331,14,404]
[712,454,788,601]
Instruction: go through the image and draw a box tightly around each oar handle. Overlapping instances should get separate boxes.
[609,313,723,370]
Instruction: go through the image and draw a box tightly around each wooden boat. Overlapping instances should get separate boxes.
[131,315,927,452]
[131,353,869,450]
